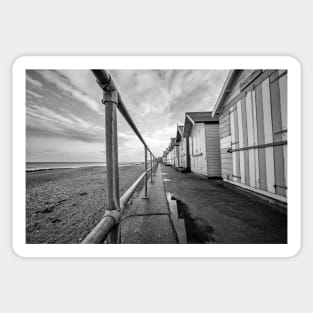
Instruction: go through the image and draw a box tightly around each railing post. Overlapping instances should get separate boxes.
[142,147,148,199]
[150,152,153,183]
[104,90,120,243]
[112,103,120,207]
[153,157,157,175]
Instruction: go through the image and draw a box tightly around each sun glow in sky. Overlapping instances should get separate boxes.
[26,69,228,162]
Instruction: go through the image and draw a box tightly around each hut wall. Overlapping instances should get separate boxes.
[219,70,287,202]
[175,145,180,167]
[189,123,207,176]
[179,138,187,168]
[171,149,175,166]
[219,111,232,181]
[204,123,221,177]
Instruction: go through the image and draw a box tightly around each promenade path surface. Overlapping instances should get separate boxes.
[120,166,178,244]
[161,164,287,244]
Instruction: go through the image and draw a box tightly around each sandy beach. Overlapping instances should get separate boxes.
[26,164,144,243]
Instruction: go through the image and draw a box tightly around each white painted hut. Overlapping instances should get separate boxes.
[212,70,287,203]
[175,125,190,171]
[170,138,177,167]
[162,151,167,164]
[183,112,221,177]
[167,144,172,165]
[167,138,175,166]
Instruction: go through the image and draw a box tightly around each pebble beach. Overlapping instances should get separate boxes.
[26,164,144,244]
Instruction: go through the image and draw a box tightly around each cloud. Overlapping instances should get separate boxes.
[57,70,101,100]
[26,74,43,88]
[167,70,228,122]
[27,104,105,143]
[115,126,178,157]
[27,89,43,99]
[26,69,228,161]
[37,70,103,114]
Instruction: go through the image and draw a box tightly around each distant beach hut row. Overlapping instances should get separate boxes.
[162,70,287,204]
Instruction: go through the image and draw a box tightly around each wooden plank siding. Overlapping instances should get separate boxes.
[219,109,232,180]
[189,124,206,175]
[246,91,256,187]
[241,97,250,185]
[189,122,221,177]
[237,100,245,184]
[279,74,288,193]
[219,116,230,139]
[255,83,267,191]
[262,78,276,194]
[204,123,221,177]
[230,106,237,181]
[233,107,241,182]
[179,138,187,169]
[270,75,286,196]
[175,145,180,167]
[217,70,287,203]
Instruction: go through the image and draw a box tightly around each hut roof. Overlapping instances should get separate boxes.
[211,70,241,117]
[168,137,176,150]
[175,125,184,143]
[183,112,219,137]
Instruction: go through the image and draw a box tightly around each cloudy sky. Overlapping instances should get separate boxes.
[26,69,228,162]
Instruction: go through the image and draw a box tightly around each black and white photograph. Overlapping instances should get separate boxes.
[2,1,312,312]
[19,60,293,249]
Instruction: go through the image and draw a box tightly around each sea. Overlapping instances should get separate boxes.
[26,162,143,172]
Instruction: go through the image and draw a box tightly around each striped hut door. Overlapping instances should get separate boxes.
[237,99,245,184]
[233,105,241,183]
[251,88,260,188]
[255,82,267,191]
[200,127,204,174]
[262,78,276,194]
[177,145,180,167]
[230,107,236,181]
[246,91,256,188]
[241,97,250,185]
[270,72,287,197]
[279,73,288,195]
[230,106,240,182]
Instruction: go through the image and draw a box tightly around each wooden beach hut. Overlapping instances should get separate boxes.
[167,145,171,165]
[175,125,190,171]
[162,150,167,165]
[168,138,175,166]
[183,112,221,177]
[165,148,170,165]
[169,138,176,167]
[212,70,287,203]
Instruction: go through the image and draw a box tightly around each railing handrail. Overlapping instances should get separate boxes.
[91,70,156,159]
[82,69,159,244]
[81,166,154,244]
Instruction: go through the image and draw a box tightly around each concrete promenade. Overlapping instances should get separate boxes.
[120,166,178,244]
[161,164,287,244]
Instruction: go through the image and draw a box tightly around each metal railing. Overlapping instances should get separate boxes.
[82,70,158,244]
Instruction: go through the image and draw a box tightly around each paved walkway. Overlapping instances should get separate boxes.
[161,164,287,244]
[120,166,177,244]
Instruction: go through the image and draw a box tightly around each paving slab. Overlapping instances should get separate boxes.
[120,166,178,244]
